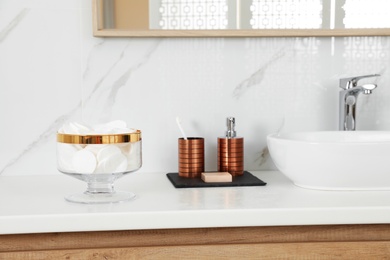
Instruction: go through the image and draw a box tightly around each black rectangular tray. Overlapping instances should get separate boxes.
[166,171,267,188]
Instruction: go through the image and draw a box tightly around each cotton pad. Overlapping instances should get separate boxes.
[97,145,122,162]
[57,143,79,171]
[96,152,128,173]
[72,149,97,174]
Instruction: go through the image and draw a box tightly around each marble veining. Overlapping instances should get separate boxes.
[0,40,161,175]
[1,0,390,176]
[255,147,270,167]
[0,8,29,43]
[233,47,286,99]
[0,114,73,175]
[81,39,162,124]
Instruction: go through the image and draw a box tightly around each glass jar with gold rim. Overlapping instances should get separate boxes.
[56,129,142,204]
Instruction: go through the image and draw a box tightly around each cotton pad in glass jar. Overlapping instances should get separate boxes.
[56,120,142,204]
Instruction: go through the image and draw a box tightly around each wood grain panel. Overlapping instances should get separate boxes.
[1,225,390,252]
[1,241,390,259]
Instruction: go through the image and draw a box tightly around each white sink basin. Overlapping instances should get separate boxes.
[267,131,390,190]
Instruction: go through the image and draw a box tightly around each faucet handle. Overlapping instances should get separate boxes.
[339,74,380,90]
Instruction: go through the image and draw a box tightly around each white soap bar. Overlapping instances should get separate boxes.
[201,172,232,183]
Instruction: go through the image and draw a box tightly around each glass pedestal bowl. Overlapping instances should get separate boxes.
[57,130,142,204]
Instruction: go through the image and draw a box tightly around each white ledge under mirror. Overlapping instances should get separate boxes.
[92,0,390,37]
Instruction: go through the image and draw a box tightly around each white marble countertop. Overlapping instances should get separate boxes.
[1,171,390,235]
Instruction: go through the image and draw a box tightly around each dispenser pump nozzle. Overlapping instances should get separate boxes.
[226,117,236,138]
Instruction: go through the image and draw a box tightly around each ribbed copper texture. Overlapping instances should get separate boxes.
[218,137,244,176]
[178,137,204,178]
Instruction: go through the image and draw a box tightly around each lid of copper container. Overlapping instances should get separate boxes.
[179,137,204,143]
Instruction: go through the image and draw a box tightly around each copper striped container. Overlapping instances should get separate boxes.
[178,137,204,178]
[217,137,244,176]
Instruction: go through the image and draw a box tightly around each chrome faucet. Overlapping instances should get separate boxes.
[339,74,380,131]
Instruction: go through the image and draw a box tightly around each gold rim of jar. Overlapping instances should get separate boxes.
[57,130,141,144]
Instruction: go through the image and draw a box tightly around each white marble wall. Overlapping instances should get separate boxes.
[1,0,390,176]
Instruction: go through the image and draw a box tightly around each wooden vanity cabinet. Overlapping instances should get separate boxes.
[1,224,390,259]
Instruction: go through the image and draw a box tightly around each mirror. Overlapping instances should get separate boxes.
[93,0,390,37]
